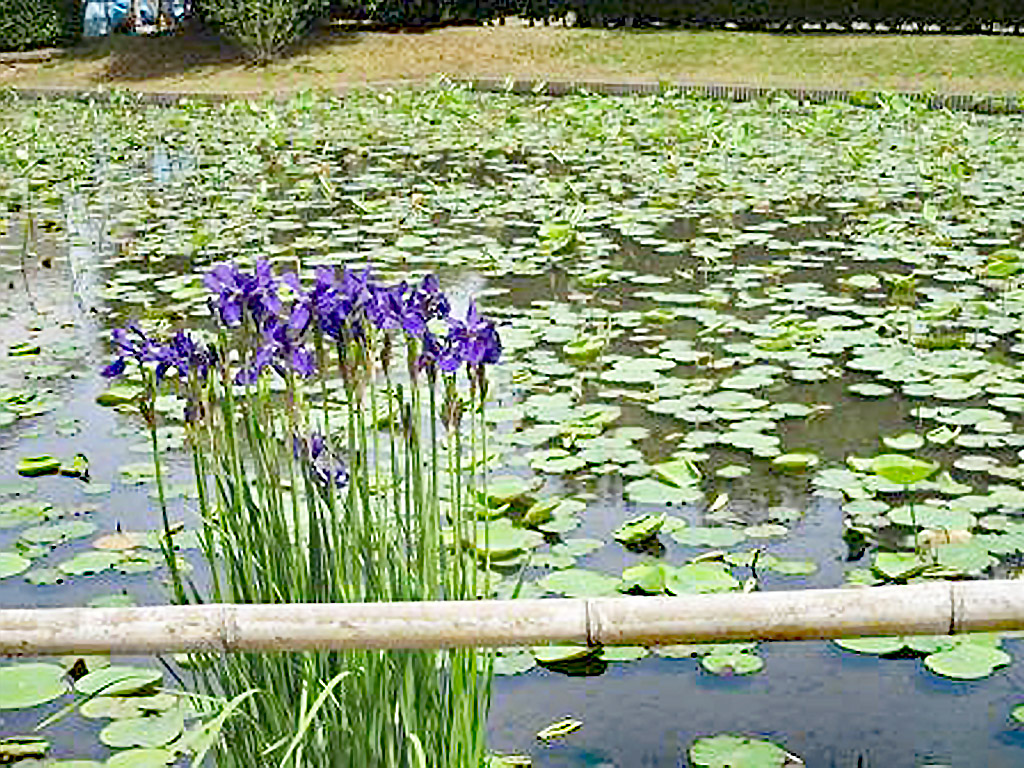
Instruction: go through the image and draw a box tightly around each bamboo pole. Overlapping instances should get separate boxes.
[0,581,1022,655]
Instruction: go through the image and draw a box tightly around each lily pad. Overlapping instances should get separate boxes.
[105,748,174,768]
[76,666,162,696]
[0,552,30,579]
[538,568,621,597]
[871,454,938,486]
[881,433,926,452]
[700,653,765,676]
[99,712,184,749]
[0,663,67,709]
[17,455,61,477]
[613,513,666,544]
[923,643,1011,680]
[651,458,702,488]
[689,734,792,768]
[771,453,819,472]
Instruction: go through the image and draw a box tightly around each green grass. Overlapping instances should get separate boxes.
[5,20,1024,94]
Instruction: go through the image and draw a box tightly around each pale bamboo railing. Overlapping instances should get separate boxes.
[1,581,1022,655]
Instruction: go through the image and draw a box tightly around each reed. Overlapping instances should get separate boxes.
[101,260,502,768]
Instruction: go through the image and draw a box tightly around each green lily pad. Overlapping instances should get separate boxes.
[768,558,817,576]
[872,552,929,580]
[771,453,819,472]
[76,666,162,696]
[538,568,621,597]
[0,737,48,761]
[833,637,907,655]
[81,696,149,720]
[848,383,893,398]
[17,455,61,477]
[689,734,791,768]
[871,454,938,486]
[96,385,142,407]
[670,527,747,548]
[0,663,67,709]
[492,650,536,676]
[651,458,702,488]
[532,645,599,664]
[716,464,751,479]
[700,653,764,676]
[881,433,926,452]
[0,552,30,579]
[667,562,740,594]
[99,711,184,749]
[58,551,125,576]
[599,646,649,662]
[465,520,544,560]
[621,562,678,594]
[923,643,1011,680]
[625,477,703,505]
[105,748,174,768]
[613,513,666,544]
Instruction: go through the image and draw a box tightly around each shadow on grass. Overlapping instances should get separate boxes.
[50,19,370,84]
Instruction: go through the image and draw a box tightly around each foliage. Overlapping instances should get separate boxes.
[520,0,1024,29]
[0,0,81,52]
[194,0,328,62]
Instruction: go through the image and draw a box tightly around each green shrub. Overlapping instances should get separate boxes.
[195,0,328,62]
[0,0,82,52]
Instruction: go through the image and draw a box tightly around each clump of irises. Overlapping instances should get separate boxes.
[102,259,500,768]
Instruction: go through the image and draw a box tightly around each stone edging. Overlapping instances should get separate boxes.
[5,75,1023,113]
[0,49,64,64]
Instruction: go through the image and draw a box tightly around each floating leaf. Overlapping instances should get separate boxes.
[689,734,792,768]
[923,643,1011,680]
[833,637,907,655]
[105,748,174,768]
[96,385,142,407]
[881,433,926,452]
[613,513,665,544]
[700,653,764,676]
[0,663,66,709]
[100,711,184,749]
[652,458,702,488]
[76,666,161,696]
[771,453,819,472]
[667,562,740,594]
[625,478,703,505]
[871,454,938,486]
[16,455,61,477]
[536,717,583,741]
[0,552,30,579]
[532,645,598,665]
[0,737,48,761]
[538,568,621,597]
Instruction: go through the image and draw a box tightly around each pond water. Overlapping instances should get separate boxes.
[3,87,1024,766]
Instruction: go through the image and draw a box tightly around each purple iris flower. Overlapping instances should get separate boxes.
[294,431,348,490]
[234,315,316,385]
[403,274,451,337]
[319,267,373,343]
[366,282,407,331]
[204,259,282,327]
[152,331,214,383]
[447,302,502,367]
[100,324,158,378]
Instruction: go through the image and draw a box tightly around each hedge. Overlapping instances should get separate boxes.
[0,0,82,51]
[519,0,1024,27]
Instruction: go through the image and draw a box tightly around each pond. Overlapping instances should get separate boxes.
[2,86,1024,767]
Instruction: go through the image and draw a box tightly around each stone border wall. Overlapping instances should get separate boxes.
[5,75,1022,113]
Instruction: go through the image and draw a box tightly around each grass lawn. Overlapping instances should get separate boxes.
[3,19,1024,94]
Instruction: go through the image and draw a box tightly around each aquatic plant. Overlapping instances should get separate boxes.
[102,259,501,768]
